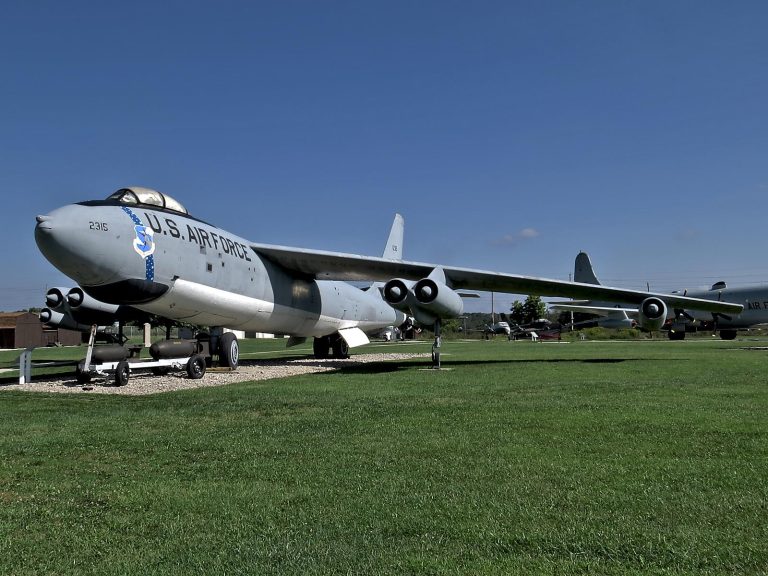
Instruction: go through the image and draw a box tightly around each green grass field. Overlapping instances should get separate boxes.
[1,338,766,575]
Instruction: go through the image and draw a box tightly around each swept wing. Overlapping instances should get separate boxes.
[250,243,742,315]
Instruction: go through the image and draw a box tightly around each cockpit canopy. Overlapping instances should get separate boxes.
[108,187,188,215]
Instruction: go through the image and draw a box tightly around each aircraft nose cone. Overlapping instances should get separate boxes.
[34,205,121,287]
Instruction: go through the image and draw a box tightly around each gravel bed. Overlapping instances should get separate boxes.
[0,353,428,396]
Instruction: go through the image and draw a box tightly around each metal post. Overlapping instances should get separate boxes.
[83,324,97,371]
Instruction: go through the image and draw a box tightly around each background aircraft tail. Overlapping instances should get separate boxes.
[382,213,404,261]
[574,251,600,285]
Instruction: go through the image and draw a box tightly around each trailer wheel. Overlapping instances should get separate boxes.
[115,360,130,387]
[219,332,239,368]
[186,354,206,379]
[75,361,92,384]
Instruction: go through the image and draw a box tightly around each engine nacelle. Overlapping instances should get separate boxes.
[67,287,120,314]
[638,297,668,332]
[45,287,71,310]
[39,308,93,331]
[411,278,464,324]
[382,279,413,311]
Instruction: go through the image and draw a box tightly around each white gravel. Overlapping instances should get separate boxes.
[0,353,428,396]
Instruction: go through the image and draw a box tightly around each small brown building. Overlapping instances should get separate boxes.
[0,312,81,349]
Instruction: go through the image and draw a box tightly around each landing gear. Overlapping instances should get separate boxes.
[332,334,350,359]
[313,336,330,359]
[313,333,350,359]
[431,319,442,369]
[219,332,239,368]
[719,329,737,340]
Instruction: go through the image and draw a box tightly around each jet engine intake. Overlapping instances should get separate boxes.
[382,279,412,311]
[638,297,667,332]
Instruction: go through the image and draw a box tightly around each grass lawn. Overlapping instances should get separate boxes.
[0,338,766,575]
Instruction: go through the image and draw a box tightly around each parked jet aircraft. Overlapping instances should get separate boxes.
[551,252,768,339]
[35,187,744,367]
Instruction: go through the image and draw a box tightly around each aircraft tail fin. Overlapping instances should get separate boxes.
[382,213,404,261]
[574,251,600,285]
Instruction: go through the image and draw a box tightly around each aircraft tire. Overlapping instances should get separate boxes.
[219,332,239,369]
[668,331,685,341]
[720,329,737,340]
[186,354,206,379]
[115,360,130,387]
[332,334,350,359]
[313,336,330,359]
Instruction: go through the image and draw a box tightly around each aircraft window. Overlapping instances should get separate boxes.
[135,189,164,207]
[107,187,188,215]
[163,196,187,214]
[112,190,138,205]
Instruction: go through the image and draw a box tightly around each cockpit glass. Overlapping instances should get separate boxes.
[135,189,164,207]
[112,190,138,205]
[107,188,188,215]
[164,196,186,214]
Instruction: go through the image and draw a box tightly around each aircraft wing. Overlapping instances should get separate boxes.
[548,303,639,318]
[249,243,743,315]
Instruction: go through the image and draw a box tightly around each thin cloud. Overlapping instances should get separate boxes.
[493,227,540,246]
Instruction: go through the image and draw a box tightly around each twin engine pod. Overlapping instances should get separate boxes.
[382,276,463,325]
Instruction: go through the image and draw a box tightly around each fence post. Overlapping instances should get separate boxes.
[19,348,33,384]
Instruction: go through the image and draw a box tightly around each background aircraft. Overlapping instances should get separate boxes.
[552,252,768,340]
[35,187,743,367]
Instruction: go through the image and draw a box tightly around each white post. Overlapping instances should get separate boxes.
[143,323,152,348]
[19,348,33,384]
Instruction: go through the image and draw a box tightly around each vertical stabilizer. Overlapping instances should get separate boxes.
[574,252,600,285]
[383,214,404,261]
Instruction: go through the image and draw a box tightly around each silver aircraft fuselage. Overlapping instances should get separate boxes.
[678,284,768,329]
[35,198,404,337]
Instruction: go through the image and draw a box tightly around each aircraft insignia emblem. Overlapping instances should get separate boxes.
[132,225,155,259]
[121,206,156,281]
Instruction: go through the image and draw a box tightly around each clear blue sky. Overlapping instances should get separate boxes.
[3,1,767,314]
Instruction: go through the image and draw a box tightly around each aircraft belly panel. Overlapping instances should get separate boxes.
[137,278,274,328]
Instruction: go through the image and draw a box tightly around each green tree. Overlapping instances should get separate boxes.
[523,295,547,323]
[509,300,525,324]
[510,295,547,324]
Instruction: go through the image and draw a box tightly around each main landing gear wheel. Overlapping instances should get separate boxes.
[186,354,206,379]
[219,332,239,368]
[331,335,350,359]
[313,336,330,359]
[115,360,130,387]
